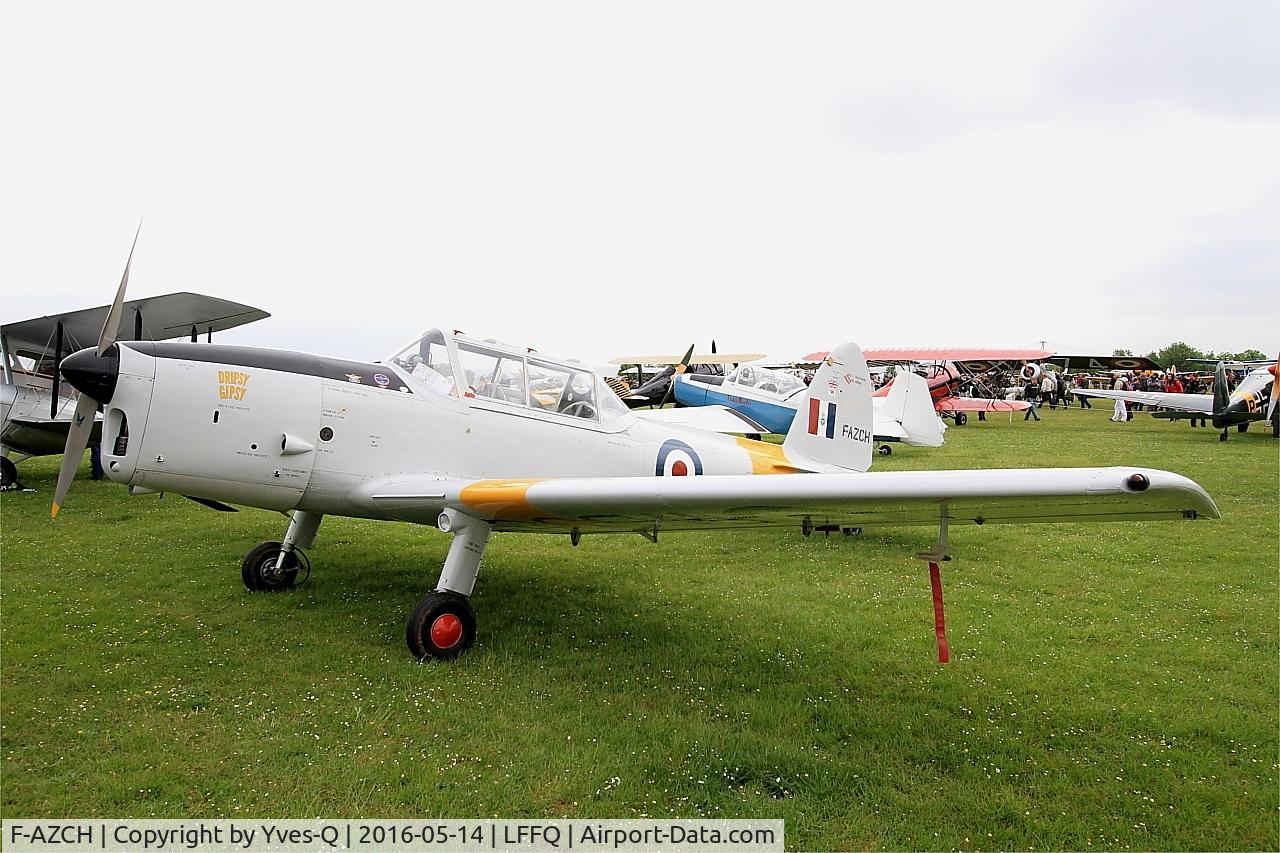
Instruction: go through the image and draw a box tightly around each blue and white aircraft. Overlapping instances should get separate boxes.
[645,362,946,454]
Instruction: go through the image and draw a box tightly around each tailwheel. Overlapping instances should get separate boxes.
[241,541,301,591]
[0,456,16,490]
[877,444,892,456]
[406,591,476,661]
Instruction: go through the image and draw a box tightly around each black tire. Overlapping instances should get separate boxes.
[0,456,16,490]
[877,445,892,456]
[1218,431,1228,442]
[406,591,476,661]
[955,412,967,426]
[241,541,299,591]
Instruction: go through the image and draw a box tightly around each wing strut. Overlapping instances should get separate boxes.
[914,503,952,664]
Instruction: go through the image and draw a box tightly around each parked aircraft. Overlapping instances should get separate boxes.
[611,346,765,409]
[666,361,945,454]
[1,259,269,488]
[51,247,1219,663]
[805,349,1164,425]
[1074,359,1279,441]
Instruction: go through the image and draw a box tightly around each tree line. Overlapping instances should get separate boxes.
[1111,342,1271,369]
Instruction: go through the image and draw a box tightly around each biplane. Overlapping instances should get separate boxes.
[1,288,268,488]
[803,348,1164,425]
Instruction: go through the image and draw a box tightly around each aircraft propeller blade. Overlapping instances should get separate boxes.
[50,394,98,518]
[97,221,142,355]
[658,344,695,408]
[52,222,141,517]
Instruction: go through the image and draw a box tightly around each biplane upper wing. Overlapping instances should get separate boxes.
[2,292,270,353]
[861,348,1054,364]
[1051,355,1164,371]
[609,353,765,366]
[363,467,1219,534]
[1071,388,1213,413]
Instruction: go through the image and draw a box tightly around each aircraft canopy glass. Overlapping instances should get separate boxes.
[390,330,630,422]
[726,364,806,396]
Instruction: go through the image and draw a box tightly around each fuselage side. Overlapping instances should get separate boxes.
[98,341,795,521]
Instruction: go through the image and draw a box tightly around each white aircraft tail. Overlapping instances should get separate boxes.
[883,370,946,448]
[783,342,873,472]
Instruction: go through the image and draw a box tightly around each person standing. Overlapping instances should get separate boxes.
[1040,372,1057,410]
[1073,373,1092,408]
[1023,376,1041,421]
[1109,373,1130,422]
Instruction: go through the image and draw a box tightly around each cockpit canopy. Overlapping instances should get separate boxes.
[725,363,807,397]
[390,329,630,422]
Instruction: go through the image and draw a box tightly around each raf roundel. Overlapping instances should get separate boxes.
[654,438,704,477]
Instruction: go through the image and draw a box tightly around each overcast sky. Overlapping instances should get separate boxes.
[2,1,1276,367]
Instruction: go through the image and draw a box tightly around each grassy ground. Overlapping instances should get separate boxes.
[2,407,1276,850]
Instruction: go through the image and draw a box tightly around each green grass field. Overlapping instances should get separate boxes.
[2,408,1277,850]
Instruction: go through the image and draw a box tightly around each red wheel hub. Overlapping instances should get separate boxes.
[429,613,463,649]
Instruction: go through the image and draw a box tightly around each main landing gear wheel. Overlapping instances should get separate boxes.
[877,444,892,456]
[406,591,476,661]
[0,457,16,489]
[954,412,967,426]
[1219,431,1229,442]
[241,541,300,591]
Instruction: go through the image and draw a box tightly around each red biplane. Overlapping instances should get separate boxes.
[799,348,1163,425]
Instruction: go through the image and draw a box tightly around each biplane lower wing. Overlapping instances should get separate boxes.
[365,467,1219,533]
[2,415,103,455]
[935,397,1030,413]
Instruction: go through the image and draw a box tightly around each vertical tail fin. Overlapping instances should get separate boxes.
[883,370,946,448]
[1212,361,1230,414]
[783,343,873,472]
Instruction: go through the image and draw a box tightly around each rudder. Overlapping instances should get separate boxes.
[783,343,874,472]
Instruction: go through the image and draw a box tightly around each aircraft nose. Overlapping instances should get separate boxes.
[60,345,120,403]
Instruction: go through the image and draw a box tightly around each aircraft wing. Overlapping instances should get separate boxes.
[935,397,1031,412]
[861,348,1054,364]
[364,467,1218,534]
[609,353,765,366]
[2,413,103,453]
[1051,355,1163,371]
[1072,388,1214,413]
[2,292,270,353]
[635,406,770,434]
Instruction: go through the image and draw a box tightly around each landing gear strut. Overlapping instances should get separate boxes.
[241,510,324,591]
[406,508,492,661]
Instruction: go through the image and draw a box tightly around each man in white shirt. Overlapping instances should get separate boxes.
[1109,373,1130,422]
[1040,373,1057,410]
